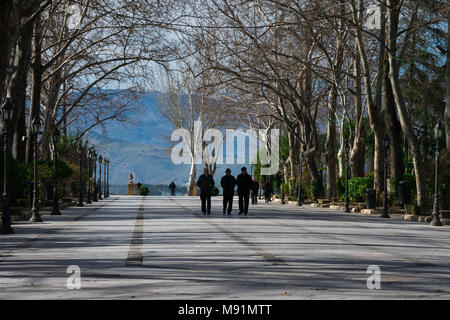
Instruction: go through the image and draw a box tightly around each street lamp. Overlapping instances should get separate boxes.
[51,128,61,215]
[0,98,14,234]
[77,143,84,207]
[431,121,444,227]
[281,160,285,205]
[91,149,98,202]
[86,148,93,204]
[29,117,43,222]
[381,134,390,219]
[344,143,350,213]
[103,158,107,198]
[297,151,303,207]
[98,155,103,200]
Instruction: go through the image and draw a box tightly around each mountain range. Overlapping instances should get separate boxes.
[86,92,249,186]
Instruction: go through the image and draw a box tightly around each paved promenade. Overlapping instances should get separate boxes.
[1,196,449,299]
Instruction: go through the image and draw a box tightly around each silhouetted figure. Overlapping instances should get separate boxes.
[197,168,215,215]
[221,168,236,215]
[136,181,142,191]
[251,178,259,205]
[169,180,176,196]
[263,182,273,203]
[236,167,253,215]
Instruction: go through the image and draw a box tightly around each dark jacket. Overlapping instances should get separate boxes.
[252,181,260,193]
[236,173,253,195]
[169,182,176,191]
[197,174,215,196]
[221,175,236,197]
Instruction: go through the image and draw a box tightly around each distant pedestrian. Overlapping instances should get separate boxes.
[221,168,236,215]
[169,180,176,196]
[263,182,273,203]
[136,181,142,191]
[236,167,253,215]
[251,178,259,205]
[197,168,215,215]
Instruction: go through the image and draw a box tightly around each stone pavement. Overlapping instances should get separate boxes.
[0,195,449,299]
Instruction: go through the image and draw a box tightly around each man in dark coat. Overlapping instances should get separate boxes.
[263,182,273,203]
[251,178,259,205]
[197,168,215,215]
[169,181,176,196]
[236,167,253,215]
[221,168,236,215]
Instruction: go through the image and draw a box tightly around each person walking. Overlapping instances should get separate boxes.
[236,167,253,215]
[197,168,215,215]
[169,180,176,196]
[251,178,259,205]
[263,181,273,203]
[221,168,236,215]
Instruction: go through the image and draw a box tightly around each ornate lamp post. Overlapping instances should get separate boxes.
[430,121,444,227]
[86,148,93,204]
[0,98,14,234]
[91,149,98,202]
[77,143,84,207]
[103,158,107,198]
[381,134,390,219]
[297,152,303,207]
[281,160,285,205]
[29,117,43,222]
[98,155,103,200]
[344,143,350,213]
[51,128,61,215]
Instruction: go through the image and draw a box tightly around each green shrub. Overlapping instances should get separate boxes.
[138,186,150,196]
[347,173,374,203]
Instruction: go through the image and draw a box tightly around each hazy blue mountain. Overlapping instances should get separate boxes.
[86,91,249,187]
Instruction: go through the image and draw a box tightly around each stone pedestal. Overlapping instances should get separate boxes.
[128,183,135,195]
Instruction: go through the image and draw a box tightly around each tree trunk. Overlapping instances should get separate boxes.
[26,14,42,163]
[326,86,337,200]
[337,120,345,178]
[7,15,33,156]
[443,7,450,210]
[384,61,404,181]
[387,0,425,207]
[445,8,450,161]
[288,131,297,180]
[352,0,386,197]
[350,52,366,177]
[14,105,26,161]
[0,0,14,101]
[187,161,197,196]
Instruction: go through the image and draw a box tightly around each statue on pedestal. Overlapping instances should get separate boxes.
[127,172,135,195]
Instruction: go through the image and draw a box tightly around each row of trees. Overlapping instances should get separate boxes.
[1,0,449,209]
[1,0,180,164]
[157,0,449,208]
